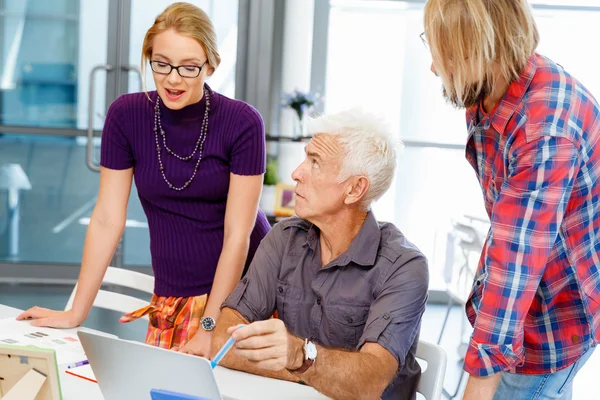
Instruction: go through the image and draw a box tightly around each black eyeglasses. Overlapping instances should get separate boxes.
[420,32,429,50]
[149,60,208,78]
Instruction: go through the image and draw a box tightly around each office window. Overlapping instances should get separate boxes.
[0,0,82,128]
[323,0,600,289]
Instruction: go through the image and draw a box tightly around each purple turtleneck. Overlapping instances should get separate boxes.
[100,85,270,297]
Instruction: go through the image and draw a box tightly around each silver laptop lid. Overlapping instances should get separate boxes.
[78,331,222,400]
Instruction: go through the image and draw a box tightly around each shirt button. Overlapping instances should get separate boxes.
[316,297,322,305]
[277,287,284,293]
[242,277,248,284]
[383,313,391,320]
[347,317,353,324]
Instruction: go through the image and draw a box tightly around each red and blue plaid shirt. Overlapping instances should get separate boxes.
[464,53,600,377]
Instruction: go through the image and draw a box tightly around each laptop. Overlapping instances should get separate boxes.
[78,331,229,400]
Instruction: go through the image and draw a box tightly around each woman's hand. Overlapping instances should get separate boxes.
[16,307,84,329]
[174,328,213,358]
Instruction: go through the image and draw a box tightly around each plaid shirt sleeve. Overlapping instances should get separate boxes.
[464,135,579,377]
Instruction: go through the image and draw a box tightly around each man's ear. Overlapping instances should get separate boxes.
[344,176,369,206]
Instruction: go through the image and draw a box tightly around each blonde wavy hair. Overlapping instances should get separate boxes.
[424,0,539,108]
[141,2,221,90]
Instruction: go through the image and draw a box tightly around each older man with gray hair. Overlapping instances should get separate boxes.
[211,109,429,400]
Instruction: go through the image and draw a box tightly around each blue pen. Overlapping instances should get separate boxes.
[66,360,89,369]
[210,325,244,369]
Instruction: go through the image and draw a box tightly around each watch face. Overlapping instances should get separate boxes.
[201,316,215,331]
[306,341,318,360]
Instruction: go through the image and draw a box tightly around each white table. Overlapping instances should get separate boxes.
[0,304,328,400]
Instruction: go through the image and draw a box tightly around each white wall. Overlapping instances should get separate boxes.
[277,0,315,185]
[76,1,109,131]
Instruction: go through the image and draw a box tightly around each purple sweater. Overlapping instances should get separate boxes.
[100,85,270,297]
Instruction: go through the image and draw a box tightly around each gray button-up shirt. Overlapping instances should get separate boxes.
[223,211,429,400]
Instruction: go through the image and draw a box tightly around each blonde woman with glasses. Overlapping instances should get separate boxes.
[423,0,600,399]
[17,2,270,359]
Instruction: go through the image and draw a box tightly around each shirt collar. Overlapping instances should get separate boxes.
[466,53,538,135]
[306,211,382,268]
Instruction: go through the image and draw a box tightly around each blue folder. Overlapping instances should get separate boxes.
[150,389,211,400]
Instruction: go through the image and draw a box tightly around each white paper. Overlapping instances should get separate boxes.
[0,318,87,366]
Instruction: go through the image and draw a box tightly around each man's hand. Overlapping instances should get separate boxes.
[463,373,503,400]
[228,319,304,371]
[174,329,213,358]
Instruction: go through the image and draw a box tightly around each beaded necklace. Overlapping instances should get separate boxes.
[153,88,210,191]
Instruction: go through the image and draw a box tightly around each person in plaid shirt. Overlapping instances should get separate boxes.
[423,0,600,399]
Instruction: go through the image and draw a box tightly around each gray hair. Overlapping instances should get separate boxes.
[308,108,400,210]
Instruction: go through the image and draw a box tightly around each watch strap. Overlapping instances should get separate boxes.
[288,338,315,374]
[292,357,314,374]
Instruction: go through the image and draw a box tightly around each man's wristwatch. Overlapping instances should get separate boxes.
[289,338,317,374]
[200,316,216,331]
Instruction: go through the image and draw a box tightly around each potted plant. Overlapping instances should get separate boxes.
[282,89,321,138]
[260,156,279,215]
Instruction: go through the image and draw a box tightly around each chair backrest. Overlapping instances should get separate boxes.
[416,340,447,400]
[452,220,485,252]
[443,218,488,303]
[65,267,155,318]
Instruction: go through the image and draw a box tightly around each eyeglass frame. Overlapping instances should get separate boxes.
[149,60,209,78]
[419,32,429,50]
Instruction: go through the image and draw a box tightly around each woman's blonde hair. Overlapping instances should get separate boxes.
[424,0,539,108]
[141,2,221,89]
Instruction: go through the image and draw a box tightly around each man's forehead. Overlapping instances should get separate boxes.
[307,134,343,159]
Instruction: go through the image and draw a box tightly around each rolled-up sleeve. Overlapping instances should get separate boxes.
[464,136,578,376]
[222,223,285,322]
[358,253,429,367]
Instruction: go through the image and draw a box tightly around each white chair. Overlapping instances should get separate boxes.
[439,220,483,346]
[416,340,448,400]
[65,267,155,319]
[438,216,488,398]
